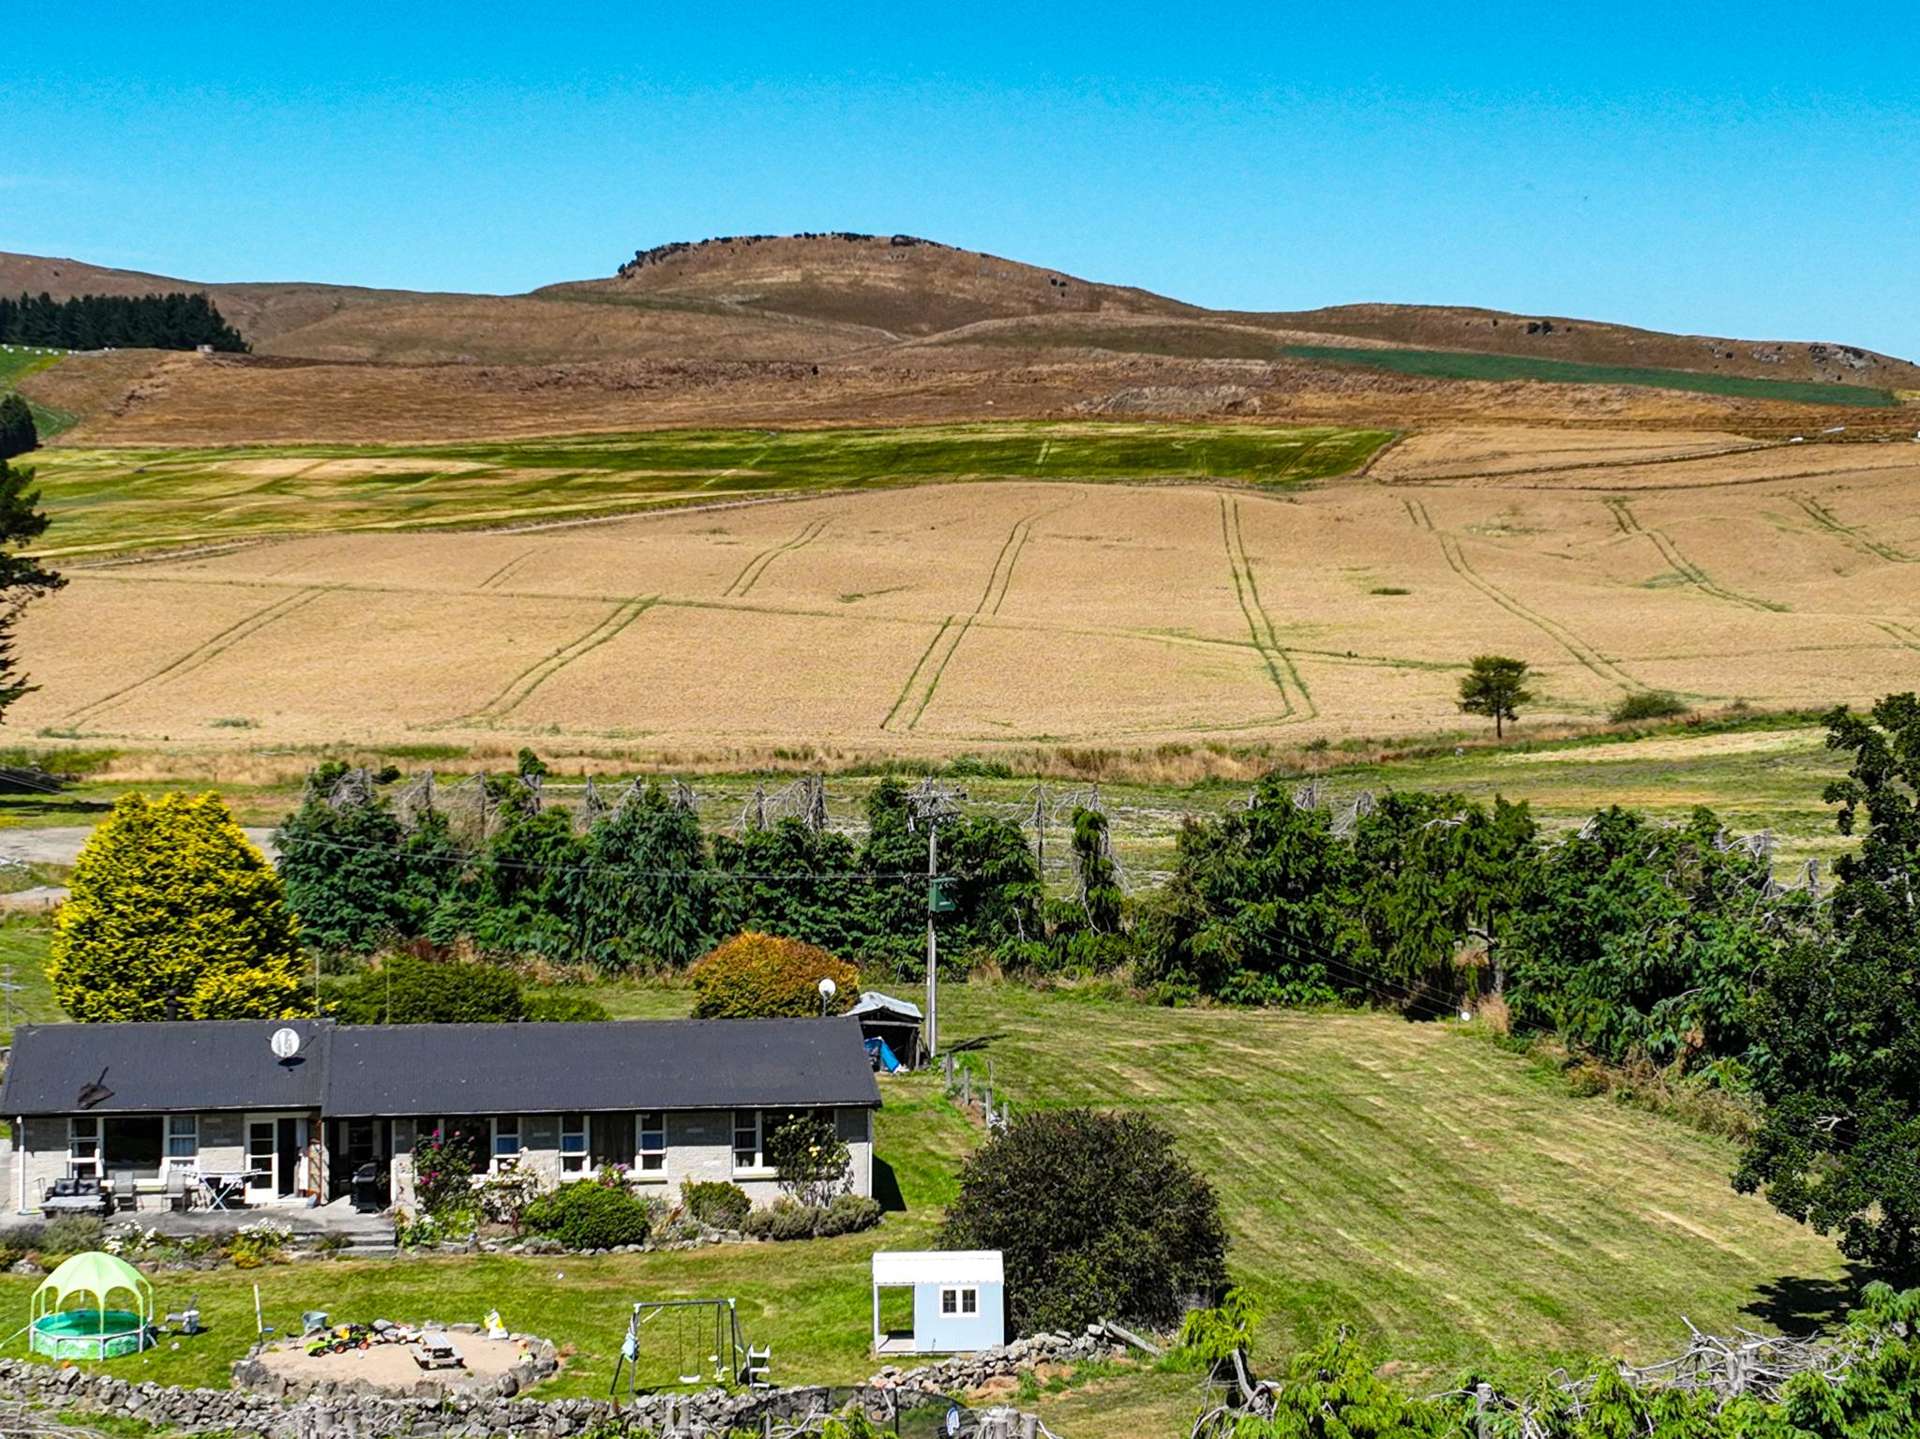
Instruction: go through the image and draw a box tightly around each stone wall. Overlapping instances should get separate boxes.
[0,1328,1122,1438]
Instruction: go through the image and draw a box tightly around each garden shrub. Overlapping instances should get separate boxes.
[227,1218,293,1268]
[940,1108,1227,1335]
[743,1197,830,1241]
[681,1179,751,1231]
[768,1201,825,1241]
[523,1179,655,1250]
[688,932,858,1019]
[412,1125,483,1231]
[327,952,524,1024]
[40,1216,103,1256]
[816,1192,881,1237]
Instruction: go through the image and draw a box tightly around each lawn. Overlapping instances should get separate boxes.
[24,422,1393,558]
[1283,344,1899,408]
[0,914,59,1044]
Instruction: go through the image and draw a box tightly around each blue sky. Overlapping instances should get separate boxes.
[10,4,1919,355]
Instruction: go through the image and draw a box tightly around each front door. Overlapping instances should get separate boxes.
[246,1114,308,1203]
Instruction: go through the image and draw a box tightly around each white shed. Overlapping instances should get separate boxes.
[871,1249,1005,1355]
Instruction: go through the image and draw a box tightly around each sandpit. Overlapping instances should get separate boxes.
[251,1324,558,1397]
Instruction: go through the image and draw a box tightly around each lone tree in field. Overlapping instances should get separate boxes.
[0,456,61,722]
[50,792,308,1022]
[1737,694,1920,1276]
[941,1107,1228,1335]
[0,395,36,460]
[1457,654,1533,738]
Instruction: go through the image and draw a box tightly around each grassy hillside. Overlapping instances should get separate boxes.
[1285,345,1900,408]
[25,422,1393,557]
[0,348,77,439]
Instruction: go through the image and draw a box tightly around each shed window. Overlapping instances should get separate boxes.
[638,1110,665,1173]
[940,1287,979,1316]
[560,1113,589,1175]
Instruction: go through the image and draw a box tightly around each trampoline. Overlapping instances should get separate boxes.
[29,1251,154,1360]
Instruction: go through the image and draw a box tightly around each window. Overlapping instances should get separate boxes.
[104,1116,164,1182]
[732,1109,762,1173]
[68,1117,100,1178]
[166,1115,198,1170]
[638,1111,665,1173]
[491,1115,522,1170]
[940,1288,978,1316]
[560,1113,589,1175]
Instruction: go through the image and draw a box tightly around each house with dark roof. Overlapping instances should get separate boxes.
[1,1017,881,1215]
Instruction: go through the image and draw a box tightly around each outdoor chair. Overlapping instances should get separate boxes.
[163,1166,195,1213]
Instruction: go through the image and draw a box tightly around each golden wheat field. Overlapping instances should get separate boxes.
[17,426,1920,754]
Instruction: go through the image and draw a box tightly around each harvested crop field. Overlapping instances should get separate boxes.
[15,424,1920,754]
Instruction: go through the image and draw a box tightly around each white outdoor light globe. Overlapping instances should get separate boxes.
[818,977,838,999]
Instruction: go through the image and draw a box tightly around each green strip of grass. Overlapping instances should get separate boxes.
[1283,345,1899,408]
[28,422,1393,558]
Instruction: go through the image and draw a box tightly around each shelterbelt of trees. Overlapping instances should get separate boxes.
[276,695,1920,1276]
[0,291,247,351]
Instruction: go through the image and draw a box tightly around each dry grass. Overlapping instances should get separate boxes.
[14,424,1919,756]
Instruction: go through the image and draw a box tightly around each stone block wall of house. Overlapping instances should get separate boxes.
[15,1111,256,1214]
[389,1108,874,1212]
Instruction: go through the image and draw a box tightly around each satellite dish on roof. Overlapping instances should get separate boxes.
[270,1027,302,1060]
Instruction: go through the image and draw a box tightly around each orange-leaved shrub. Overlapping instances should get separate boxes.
[688,932,859,1019]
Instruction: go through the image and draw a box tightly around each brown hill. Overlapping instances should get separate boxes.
[0,251,436,346]
[6,236,1916,410]
[559,232,1195,337]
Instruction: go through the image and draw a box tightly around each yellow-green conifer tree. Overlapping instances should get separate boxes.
[49,792,307,1021]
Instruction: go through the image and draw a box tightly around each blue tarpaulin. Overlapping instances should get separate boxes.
[864,1036,901,1073]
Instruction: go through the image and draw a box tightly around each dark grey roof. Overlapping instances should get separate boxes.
[0,1020,330,1116]
[325,1017,881,1116]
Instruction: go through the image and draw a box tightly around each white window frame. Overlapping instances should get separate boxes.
[490,1115,523,1172]
[560,1113,590,1175]
[68,1116,101,1178]
[638,1110,666,1176]
[940,1287,978,1317]
[732,1109,764,1175]
[165,1114,199,1172]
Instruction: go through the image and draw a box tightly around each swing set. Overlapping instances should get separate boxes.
[609,1298,772,1403]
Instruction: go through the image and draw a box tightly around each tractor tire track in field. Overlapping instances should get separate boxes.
[722,519,830,598]
[64,586,333,725]
[1603,498,1786,613]
[1872,619,1920,655]
[1403,498,1434,531]
[478,549,537,590]
[1433,531,1642,693]
[461,596,657,722]
[1220,495,1314,719]
[1603,497,1641,535]
[1794,495,1914,564]
[1610,497,1784,611]
[882,510,1049,731]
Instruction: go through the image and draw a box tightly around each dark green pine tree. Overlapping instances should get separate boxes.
[0,394,36,460]
[0,457,63,720]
